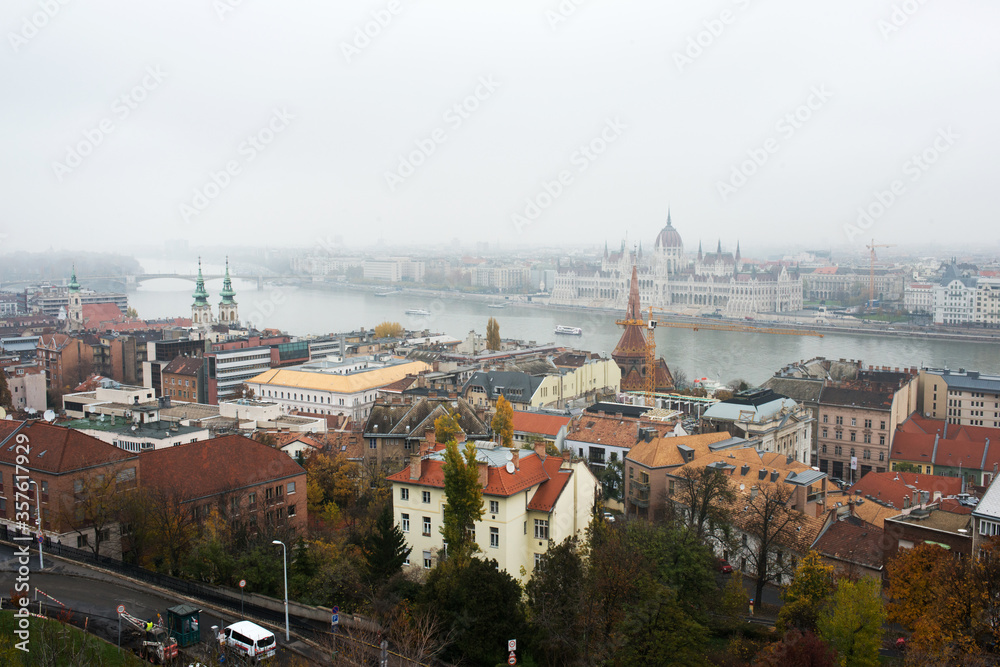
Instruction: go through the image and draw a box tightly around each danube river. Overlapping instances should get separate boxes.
[129,270,1000,386]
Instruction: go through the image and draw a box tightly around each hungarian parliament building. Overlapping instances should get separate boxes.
[550,213,803,316]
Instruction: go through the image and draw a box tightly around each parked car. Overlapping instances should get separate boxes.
[716,558,734,574]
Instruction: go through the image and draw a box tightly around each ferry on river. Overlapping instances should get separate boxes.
[554,325,582,335]
[405,309,431,316]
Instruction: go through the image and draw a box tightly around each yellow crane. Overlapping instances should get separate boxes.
[617,306,823,406]
[866,239,895,309]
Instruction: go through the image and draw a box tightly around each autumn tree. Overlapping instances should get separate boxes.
[433,409,462,446]
[491,394,513,447]
[374,321,404,339]
[59,464,136,556]
[739,482,800,604]
[671,465,736,541]
[233,383,255,400]
[776,551,835,635]
[0,372,12,410]
[817,576,885,667]
[886,542,953,651]
[486,317,500,351]
[440,438,484,560]
[753,629,837,667]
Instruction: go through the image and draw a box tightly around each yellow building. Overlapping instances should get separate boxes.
[388,442,597,581]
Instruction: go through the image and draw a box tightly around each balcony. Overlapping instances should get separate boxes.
[631,480,650,508]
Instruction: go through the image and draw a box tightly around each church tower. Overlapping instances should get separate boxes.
[612,265,675,394]
[191,258,214,327]
[218,257,239,324]
[67,265,83,332]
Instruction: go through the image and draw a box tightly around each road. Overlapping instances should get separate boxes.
[0,544,327,665]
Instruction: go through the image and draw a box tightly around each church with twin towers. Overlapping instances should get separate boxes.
[191,258,240,327]
[549,212,803,316]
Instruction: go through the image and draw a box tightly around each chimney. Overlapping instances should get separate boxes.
[751,486,758,500]
[758,468,767,480]
[424,427,436,450]
[409,453,421,481]
[477,460,489,486]
[512,448,520,470]
[534,440,547,460]
[740,464,750,476]
[770,469,779,483]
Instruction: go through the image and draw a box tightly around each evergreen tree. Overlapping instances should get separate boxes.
[363,504,411,584]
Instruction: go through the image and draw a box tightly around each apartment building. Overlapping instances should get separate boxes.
[388,441,597,581]
[920,368,1000,427]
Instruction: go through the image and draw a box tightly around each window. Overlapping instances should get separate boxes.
[823,414,828,423]
[879,435,886,446]
[668,480,675,495]
[835,431,842,440]
[401,513,410,532]
[287,481,296,495]
[401,488,409,501]
[422,491,431,504]
[822,428,828,438]
[821,444,827,454]
[288,505,296,517]
[422,517,431,536]
[629,467,634,479]
[864,433,871,444]
[276,485,283,498]
[851,418,857,427]
[77,534,89,548]
[248,492,257,506]
[835,416,843,425]
[266,487,273,500]
[864,419,872,429]
[880,420,886,430]
[489,500,499,514]
[534,553,543,568]
[277,507,284,519]
[534,519,549,540]
[423,551,432,569]
[490,527,499,548]
[369,438,377,450]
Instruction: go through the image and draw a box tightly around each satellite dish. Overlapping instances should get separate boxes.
[99,414,106,422]
[739,484,745,491]
[505,462,515,474]
[505,451,513,461]
[43,410,55,423]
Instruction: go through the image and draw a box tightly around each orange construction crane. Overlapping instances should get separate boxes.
[619,306,823,406]
[866,239,894,309]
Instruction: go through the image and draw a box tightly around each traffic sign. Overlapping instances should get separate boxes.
[332,614,339,625]
[508,639,516,651]
[508,652,517,665]
[117,605,125,614]
[239,579,246,588]
[333,605,340,613]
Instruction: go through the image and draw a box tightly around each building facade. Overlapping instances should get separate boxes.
[920,368,1000,428]
[550,213,804,315]
[388,442,597,581]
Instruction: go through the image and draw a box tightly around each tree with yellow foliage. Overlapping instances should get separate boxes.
[776,551,835,635]
[492,394,513,447]
[375,321,405,339]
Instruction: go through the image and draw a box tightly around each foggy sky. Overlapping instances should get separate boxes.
[2,0,999,257]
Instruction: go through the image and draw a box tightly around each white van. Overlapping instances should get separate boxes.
[223,620,276,661]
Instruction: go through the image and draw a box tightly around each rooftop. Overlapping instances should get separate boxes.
[60,415,205,438]
[249,359,431,394]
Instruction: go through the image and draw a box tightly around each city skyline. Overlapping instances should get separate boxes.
[2,1,999,254]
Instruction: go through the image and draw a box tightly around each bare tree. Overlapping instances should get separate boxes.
[670,466,736,542]
[737,483,800,604]
[57,463,136,556]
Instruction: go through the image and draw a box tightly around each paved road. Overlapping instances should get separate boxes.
[0,544,325,665]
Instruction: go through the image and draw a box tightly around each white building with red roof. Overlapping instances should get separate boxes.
[388,440,597,581]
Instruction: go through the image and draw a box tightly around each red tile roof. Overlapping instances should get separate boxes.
[162,356,204,376]
[82,303,126,327]
[0,421,136,474]
[813,516,884,571]
[139,434,305,501]
[513,411,571,438]
[387,448,561,498]
[527,457,573,511]
[566,413,673,450]
[847,471,962,510]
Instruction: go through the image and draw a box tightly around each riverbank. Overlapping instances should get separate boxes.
[287,279,1000,346]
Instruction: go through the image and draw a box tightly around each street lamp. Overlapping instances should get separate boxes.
[27,480,43,569]
[272,539,289,642]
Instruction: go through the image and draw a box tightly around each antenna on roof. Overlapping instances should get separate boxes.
[505,451,513,461]
[43,410,55,423]
[505,461,515,474]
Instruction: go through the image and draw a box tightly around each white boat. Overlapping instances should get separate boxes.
[487,303,507,309]
[554,325,582,335]
[374,290,401,297]
[405,309,431,316]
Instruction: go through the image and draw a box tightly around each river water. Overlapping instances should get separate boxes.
[129,263,1000,386]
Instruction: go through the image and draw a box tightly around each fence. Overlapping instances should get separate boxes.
[0,524,325,634]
